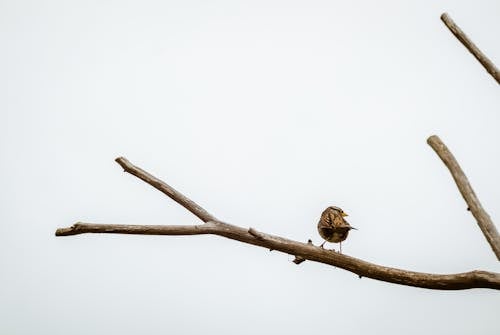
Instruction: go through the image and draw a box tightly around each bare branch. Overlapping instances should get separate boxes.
[55,222,215,236]
[427,135,500,260]
[55,221,500,290]
[441,13,500,84]
[57,155,500,290]
[115,157,217,223]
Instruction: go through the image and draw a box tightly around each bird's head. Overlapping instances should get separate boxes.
[328,206,349,217]
[326,206,357,230]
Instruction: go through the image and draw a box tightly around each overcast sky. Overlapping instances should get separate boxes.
[1,0,499,334]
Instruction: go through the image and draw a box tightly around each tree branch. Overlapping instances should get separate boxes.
[55,221,500,290]
[427,135,500,260]
[55,156,500,290]
[115,157,216,223]
[55,222,214,236]
[441,13,500,84]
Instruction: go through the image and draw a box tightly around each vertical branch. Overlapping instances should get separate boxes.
[441,13,500,84]
[427,135,500,260]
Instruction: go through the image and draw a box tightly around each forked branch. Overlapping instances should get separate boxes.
[441,13,500,84]
[56,154,500,290]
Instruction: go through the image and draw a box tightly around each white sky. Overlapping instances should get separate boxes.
[1,1,500,334]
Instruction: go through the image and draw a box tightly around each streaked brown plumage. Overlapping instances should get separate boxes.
[317,206,356,253]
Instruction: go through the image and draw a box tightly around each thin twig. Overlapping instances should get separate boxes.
[427,135,500,260]
[115,157,217,223]
[441,13,500,84]
[55,221,500,290]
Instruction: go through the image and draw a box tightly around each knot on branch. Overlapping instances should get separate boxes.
[293,239,314,265]
[248,227,265,240]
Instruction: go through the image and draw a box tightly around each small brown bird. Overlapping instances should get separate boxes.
[317,206,356,253]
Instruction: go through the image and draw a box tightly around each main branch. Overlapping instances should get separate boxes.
[55,156,500,290]
[56,221,499,290]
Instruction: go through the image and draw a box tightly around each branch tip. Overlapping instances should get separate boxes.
[427,135,440,147]
[55,223,81,236]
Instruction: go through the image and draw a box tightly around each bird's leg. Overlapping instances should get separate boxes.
[339,242,342,254]
[320,241,326,248]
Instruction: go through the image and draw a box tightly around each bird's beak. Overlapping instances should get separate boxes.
[350,226,357,230]
[341,212,348,217]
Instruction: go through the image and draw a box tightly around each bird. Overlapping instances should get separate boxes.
[317,206,356,253]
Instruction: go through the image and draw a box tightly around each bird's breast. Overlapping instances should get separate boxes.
[318,227,349,243]
[330,231,349,242]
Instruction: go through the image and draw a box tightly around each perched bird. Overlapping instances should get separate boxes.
[317,206,356,253]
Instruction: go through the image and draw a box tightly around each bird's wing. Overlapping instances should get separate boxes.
[332,213,346,227]
[319,210,332,227]
[327,211,337,227]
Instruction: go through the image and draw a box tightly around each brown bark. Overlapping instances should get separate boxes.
[428,135,500,260]
[441,13,500,84]
[55,155,500,291]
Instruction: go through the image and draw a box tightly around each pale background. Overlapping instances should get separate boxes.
[1,0,499,334]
